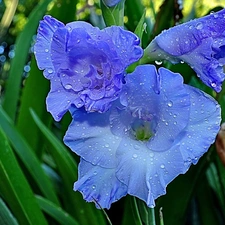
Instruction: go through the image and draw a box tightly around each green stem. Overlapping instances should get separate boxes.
[148,207,156,225]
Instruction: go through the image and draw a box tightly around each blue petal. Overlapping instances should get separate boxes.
[105,26,143,68]
[178,85,221,170]
[74,158,127,209]
[120,65,190,151]
[34,15,64,79]
[64,107,122,168]
[154,10,225,56]
[145,9,225,92]
[115,138,184,207]
[51,27,68,72]
[46,77,80,121]
[180,38,224,92]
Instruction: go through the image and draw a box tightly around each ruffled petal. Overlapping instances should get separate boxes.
[105,26,143,68]
[46,77,80,121]
[34,15,64,79]
[74,158,127,209]
[64,107,122,168]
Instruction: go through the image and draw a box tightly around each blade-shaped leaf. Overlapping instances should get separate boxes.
[36,195,80,225]
[2,0,52,121]
[0,197,18,225]
[0,107,60,205]
[30,109,107,225]
[0,127,48,225]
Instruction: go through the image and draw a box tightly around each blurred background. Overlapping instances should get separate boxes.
[0,0,225,225]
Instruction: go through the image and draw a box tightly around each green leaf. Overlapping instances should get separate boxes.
[206,162,225,211]
[122,197,142,225]
[0,107,60,205]
[136,198,156,225]
[0,198,18,225]
[125,0,151,48]
[2,0,52,122]
[16,57,51,156]
[196,174,222,225]
[100,0,125,26]
[155,152,211,225]
[134,9,146,44]
[151,0,175,38]
[0,127,48,225]
[30,109,107,225]
[36,195,80,225]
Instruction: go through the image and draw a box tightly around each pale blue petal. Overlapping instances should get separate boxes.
[120,65,190,151]
[178,85,221,170]
[74,158,127,209]
[115,138,184,207]
[64,107,122,168]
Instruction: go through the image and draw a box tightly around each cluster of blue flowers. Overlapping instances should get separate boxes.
[34,7,223,209]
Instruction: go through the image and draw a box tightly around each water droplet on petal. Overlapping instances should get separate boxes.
[160,164,165,169]
[65,84,73,90]
[167,101,173,107]
[213,13,218,18]
[196,22,203,30]
[92,185,96,189]
[132,154,138,159]
[211,82,217,88]
[105,143,110,148]
[150,153,154,158]
[48,68,53,74]
[134,144,140,150]
[45,49,49,52]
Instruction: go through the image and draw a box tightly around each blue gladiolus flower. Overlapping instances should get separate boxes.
[144,9,225,92]
[102,0,122,7]
[64,65,221,208]
[34,15,143,121]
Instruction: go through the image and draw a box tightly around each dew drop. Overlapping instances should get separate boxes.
[105,143,110,148]
[196,22,203,30]
[167,101,173,107]
[92,185,96,189]
[134,144,140,150]
[150,152,154,158]
[45,49,49,52]
[160,164,165,169]
[211,82,217,88]
[48,68,53,74]
[132,154,138,159]
[155,60,162,65]
[65,84,73,90]
[213,13,219,18]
